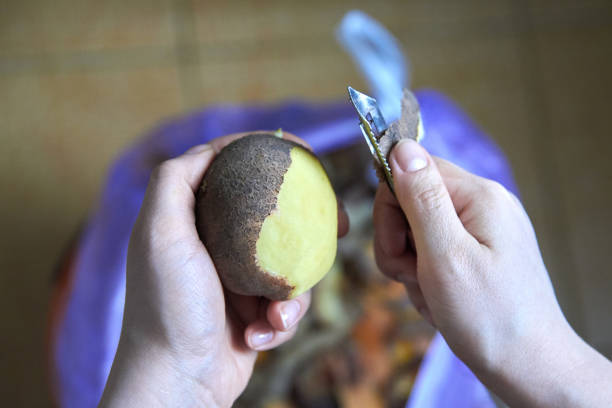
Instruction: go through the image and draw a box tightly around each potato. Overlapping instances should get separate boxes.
[196,132,337,300]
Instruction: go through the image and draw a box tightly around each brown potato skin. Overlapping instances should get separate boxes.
[196,132,305,300]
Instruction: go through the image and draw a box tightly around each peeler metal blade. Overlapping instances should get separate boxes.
[347,86,395,194]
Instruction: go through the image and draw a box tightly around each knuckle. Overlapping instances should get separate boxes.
[414,182,447,212]
[488,180,508,196]
[151,159,181,182]
[480,179,510,207]
[441,242,478,278]
[508,191,523,208]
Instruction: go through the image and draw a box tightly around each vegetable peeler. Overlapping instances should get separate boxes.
[347,86,395,194]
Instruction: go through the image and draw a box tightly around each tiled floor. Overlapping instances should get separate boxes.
[1,1,611,406]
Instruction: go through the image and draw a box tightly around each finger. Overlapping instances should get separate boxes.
[432,157,483,216]
[404,282,433,325]
[373,183,410,257]
[266,291,311,332]
[244,320,299,351]
[146,131,260,213]
[374,236,417,283]
[389,140,470,256]
[433,157,519,246]
[225,290,266,327]
[138,145,216,247]
[434,156,510,203]
[150,145,215,199]
[405,281,426,310]
[337,199,350,238]
[184,143,214,155]
[433,157,508,226]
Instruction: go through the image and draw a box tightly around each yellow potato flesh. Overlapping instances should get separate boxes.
[255,147,337,298]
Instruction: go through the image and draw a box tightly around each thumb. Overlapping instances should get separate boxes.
[389,140,465,254]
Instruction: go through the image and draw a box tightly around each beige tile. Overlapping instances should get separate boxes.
[187,0,515,105]
[191,50,365,106]
[528,0,612,28]
[533,24,612,349]
[2,68,184,208]
[182,0,521,108]
[0,66,183,406]
[191,0,515,46]
[0,0,175,56]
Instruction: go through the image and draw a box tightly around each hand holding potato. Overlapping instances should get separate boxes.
[99,132,347,408]
[374,139,612,407]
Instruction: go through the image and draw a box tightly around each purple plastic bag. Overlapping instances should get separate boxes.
[53,90,516,407]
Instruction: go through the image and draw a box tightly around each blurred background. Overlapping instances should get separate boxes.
[1,0,611,406]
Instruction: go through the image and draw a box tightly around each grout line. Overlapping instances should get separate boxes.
[0,46,178,76]
[0,38,342,77]
[512,0,586,336]
[2,8,611,78]
[171,0,204,109]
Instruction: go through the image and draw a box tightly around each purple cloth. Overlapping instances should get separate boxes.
[408,334,495,408]
[54,91,515,407]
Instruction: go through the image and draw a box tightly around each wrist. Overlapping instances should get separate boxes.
[99,331,225,408]
[477,319,593,407]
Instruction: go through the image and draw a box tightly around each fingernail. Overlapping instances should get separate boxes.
[185,144,212,155]
[250,331,273,348]
[280,300,301,330]
[391,140,428,172]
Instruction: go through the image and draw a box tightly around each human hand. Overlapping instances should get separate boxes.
[373,139,612,407]
[99,132,349,408]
